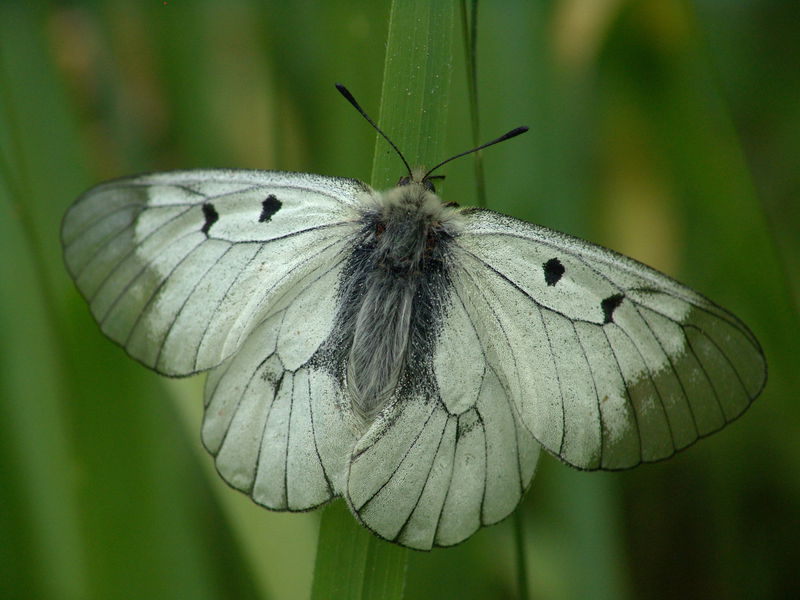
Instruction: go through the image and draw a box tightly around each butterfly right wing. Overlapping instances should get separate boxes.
[453,209,766,471]
[62,169,369,376]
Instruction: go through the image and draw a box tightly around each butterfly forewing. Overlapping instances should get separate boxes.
[62,170,368,376]
[454,209,766,470]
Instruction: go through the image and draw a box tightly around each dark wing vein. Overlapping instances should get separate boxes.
[88,205,194,304]
[433,414,461,543]
[572,320,604,469]
[684,323,750,417]
[537,305,567,457]
[634,305,699,441]
[355,401,439,513]
[474,408,490,525]
[609,321,676,460]
[191,234,348,373]
[190,245,270,371]
[395,414,450,542]
[124,239,233,347]
[454,255,523,408]
[602,326,644,463]
[306,372,334,495]
[99,228,203,325]
[69,204,143,280]
[283,375,294,508]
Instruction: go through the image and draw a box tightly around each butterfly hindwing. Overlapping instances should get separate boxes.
[202,251,362,510]
[345,281,540,550]
[345,371,538,550]
[454,209,766,470]
[62,169,368,376]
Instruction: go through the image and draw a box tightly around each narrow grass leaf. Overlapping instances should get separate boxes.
[312,2,457,598]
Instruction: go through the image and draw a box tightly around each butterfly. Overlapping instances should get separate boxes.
[61,85,766,550]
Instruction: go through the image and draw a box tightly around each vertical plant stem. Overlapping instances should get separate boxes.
[311,501,373,600]
[312,1,457,599]
[513,509,530,600]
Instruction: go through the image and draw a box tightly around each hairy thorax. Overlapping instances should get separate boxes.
[344,182,464,423]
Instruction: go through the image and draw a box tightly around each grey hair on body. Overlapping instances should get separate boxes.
[345,182,463,423]
[331,85,526,424]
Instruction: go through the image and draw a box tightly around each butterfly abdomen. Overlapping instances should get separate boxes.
[336,184,463,423]
[347,265,419,420]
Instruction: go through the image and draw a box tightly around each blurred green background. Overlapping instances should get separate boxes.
[1,1,798,599]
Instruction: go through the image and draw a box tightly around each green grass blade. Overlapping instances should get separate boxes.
[312,2,457,598]
[512,510,530,600]
[371,0,458,188]
[361,535,409,600]
[311,501,372,600]
[310,500,408,600]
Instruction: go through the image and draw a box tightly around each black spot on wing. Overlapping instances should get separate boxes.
[201,203,219,235]
[543,257,565,286]
[259,194,282,222]
[602,293,625,324]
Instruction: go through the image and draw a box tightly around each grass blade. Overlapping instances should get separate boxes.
[312,1,457,598]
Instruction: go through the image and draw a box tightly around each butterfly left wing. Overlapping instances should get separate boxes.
[62,169,368,376]
[453,209,766,471]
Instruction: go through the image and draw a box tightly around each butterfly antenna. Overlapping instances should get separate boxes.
[335,83,413,178]
[422,126,529,180]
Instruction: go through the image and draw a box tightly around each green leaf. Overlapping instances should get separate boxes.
[311,2,457,598]
[370,0,458,189]
[310,501,408,600]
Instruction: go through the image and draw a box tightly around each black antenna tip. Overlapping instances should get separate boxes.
[503,126,529,139]
[335,83,353,101]
[421,124,530,180]
[335,82,414,178]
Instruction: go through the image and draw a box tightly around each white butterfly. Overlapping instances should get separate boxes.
[61,87,766,550]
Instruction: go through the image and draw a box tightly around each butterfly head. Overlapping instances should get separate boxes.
[396,167,440,193]
[365,179,461,271]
